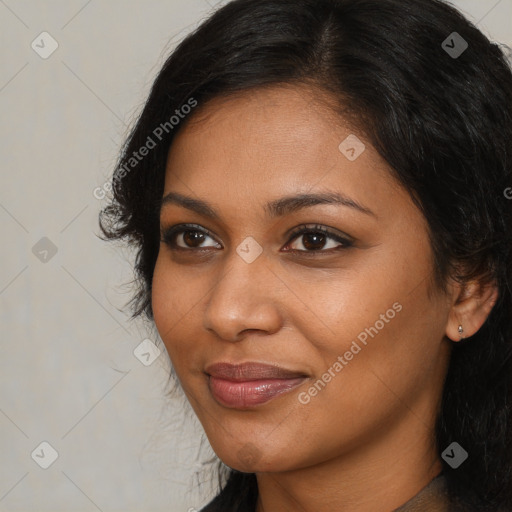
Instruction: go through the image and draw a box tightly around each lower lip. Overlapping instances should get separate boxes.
[208,376,307,408]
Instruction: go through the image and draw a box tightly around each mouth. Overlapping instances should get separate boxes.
[205,362,309,409]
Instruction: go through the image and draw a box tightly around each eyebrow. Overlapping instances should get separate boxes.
[160,191,376,219]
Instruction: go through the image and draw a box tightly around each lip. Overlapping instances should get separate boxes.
[205,362,308,409]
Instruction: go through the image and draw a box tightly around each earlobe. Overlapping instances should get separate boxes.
[445,280,499,343]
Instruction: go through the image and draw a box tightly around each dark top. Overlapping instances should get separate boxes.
[200,472,506,511]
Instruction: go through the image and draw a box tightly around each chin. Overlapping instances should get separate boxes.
[208,435,302,473]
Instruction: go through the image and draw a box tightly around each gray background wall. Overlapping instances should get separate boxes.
[0,1,510,511]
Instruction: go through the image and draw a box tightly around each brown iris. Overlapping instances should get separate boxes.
[301,232,326,251]
[183,230,206,247]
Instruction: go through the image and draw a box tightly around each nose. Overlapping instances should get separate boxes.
[203,251,283,342]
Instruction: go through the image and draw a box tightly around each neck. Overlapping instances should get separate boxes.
[255,414,442,512]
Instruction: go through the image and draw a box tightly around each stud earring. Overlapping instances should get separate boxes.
[456,324,464,341]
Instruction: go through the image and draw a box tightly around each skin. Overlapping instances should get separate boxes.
[151,84,498,512]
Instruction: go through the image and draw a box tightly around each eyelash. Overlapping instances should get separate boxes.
[160,223,353,255]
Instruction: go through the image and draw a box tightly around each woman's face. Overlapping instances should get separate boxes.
[152,85,453,473]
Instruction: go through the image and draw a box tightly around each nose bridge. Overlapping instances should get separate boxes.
[203,248,282,341]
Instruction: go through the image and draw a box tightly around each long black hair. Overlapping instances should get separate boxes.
[99,0,512,510]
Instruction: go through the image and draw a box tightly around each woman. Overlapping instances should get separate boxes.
[99,0,512,510]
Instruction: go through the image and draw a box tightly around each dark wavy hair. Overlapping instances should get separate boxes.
[99,0,512,510]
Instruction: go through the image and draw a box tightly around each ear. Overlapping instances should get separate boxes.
[445,278,499,342]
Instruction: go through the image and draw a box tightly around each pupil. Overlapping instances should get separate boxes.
[303,233,325,250]
[184,230,205,247]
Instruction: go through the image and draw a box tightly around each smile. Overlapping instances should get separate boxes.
[205,362,308,409]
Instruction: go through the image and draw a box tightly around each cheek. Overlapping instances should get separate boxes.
[151,256,194,368]
[303,280,447,424]
[151,257,174,337]
[291,248,445,413]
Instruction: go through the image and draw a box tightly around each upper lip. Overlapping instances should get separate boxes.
[205,362,308,381]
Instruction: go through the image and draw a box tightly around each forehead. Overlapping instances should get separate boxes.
[168,85,345,163]
[163,84,403,221]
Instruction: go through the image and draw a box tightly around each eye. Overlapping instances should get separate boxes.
[160,224,221,250]
[284,224,353,253]
[160,223,353,254]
